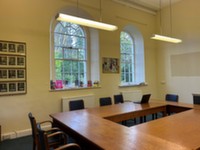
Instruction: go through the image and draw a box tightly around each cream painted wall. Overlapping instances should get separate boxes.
[156,0,200,103]
[0,0,157,135]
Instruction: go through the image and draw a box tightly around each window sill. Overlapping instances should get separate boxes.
[119,82,148,88]
[49,86,101,92]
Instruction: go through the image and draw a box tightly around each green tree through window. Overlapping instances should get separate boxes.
[54,22,87,87]
[120,31,135,84]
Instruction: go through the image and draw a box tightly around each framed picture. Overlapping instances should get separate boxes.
[0,69,7,79]
[0,55,7,66]
[8,43,16,53]
[17,82,25,91]
[17,44,25,53]
[17,56,25,66]
[0,40,26,96]
[8,56,16,66]
[0,42,8,52]
[0,83,8,92]
[9,83,16,92]
[102,57,119,73]
[17,69,25,79]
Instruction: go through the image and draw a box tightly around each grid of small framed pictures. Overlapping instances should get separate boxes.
[0,40,26,95]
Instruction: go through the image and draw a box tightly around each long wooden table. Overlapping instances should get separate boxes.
[50,100,199,150]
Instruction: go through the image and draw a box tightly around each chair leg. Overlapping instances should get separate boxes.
[134,118,136,124]
[152,114,155,120]
[152,113,158,120]
[140,117,143,123]
[144,116,146,122]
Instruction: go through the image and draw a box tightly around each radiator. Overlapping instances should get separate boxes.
[61,94,95,112]
[121,90,142,102]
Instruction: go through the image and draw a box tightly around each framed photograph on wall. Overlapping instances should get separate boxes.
[0,69,7,79]
[0,40,26,96]
[102,57,119,73]
[0,42,8,52]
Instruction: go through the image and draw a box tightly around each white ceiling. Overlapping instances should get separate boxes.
[113,0,183,14]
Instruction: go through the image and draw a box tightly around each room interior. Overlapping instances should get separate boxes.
[1,0,200,143]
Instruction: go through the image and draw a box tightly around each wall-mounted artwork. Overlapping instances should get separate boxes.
[102,57,119,73]
[0,40,26,96]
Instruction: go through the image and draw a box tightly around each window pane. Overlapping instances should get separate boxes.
[63,48,78,59]
[55,47,63,59]
[78,49,86,60]
[55,60,63,80]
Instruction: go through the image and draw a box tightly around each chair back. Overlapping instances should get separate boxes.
[99,97,112,106]
[28,112,40,150]
[165,94,179,102]
[114,94,124,104]
[193,95,200,104]
[69,99,84,111]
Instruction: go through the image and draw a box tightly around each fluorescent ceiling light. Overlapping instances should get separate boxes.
[151,34,182,43]
[56,13,118,31]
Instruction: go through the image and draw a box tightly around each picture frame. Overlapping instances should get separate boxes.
[0,40,26,96]
[102,57,119,73]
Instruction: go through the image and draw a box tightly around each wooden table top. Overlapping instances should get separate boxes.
[84,101,167,117]
[50,100,199,150]
[131,109,200,150]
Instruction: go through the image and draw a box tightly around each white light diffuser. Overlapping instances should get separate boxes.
[56,13,118,31]
[151,34,182,43]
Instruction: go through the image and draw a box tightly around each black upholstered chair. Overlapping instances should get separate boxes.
[165,94,179,102]
[114,94,124,104]
[165,94,179,115]
[193,94,200,104]
[69,99,85,111]
[99,97,112,106]
[152,94,179,119]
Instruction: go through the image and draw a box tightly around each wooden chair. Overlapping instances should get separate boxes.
[114,94,124,104]
[99,97,112,106]
[69,100,84,111]
[28,112,60,150]
[37,125,81,150]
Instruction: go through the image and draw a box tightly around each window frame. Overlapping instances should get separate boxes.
[120,31,136,84]
[52,21,88,88]
[120,25,146,87]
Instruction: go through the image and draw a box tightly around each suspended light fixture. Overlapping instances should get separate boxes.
[56,0,118,31]
[151,0,182,43]
[151,34,182,43]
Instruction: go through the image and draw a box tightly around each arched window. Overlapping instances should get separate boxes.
[50,9,100,90]
[120,31,135,83]
[53,21,87,87]
[120,25,145,86]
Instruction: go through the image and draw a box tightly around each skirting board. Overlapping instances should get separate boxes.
[1,125,51,141]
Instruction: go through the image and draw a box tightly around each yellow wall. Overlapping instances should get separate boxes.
[0,0,157,134]
[156,0,200,103]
